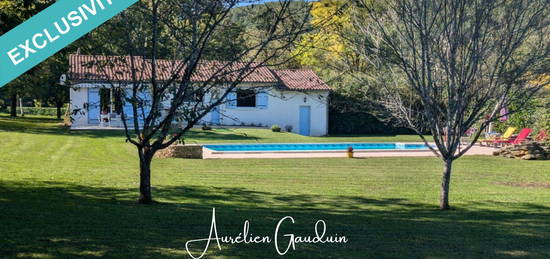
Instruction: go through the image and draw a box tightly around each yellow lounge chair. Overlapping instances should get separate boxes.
[479,127,516,146]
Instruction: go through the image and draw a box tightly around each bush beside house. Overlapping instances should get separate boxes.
[271,125,281,132]
[329,110,414,135]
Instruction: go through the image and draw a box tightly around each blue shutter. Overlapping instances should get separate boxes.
[226,91,237,109]
[87,88,100,124]
[256,91,268,109]
[123,89,134,125]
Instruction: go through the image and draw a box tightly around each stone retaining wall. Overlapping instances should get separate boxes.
[154,144,203,159]
[492,142,549,160]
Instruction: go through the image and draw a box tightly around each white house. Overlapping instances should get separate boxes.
[68,54,331,136]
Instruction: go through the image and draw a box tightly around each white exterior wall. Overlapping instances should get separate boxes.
[210,89,329,136]
[70,83,330,136]
[70,87,89,126]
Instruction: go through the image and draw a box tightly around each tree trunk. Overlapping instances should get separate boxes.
[138,149,154,204]
[10,94,17,117]
[439,159,453,210]
[56,102,63,119]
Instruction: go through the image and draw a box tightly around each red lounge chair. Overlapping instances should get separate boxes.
[494,128,532,146]
[535,129,548,142]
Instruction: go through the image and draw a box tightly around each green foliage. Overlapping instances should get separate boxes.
[294,0,350,69]
[271,124,281,132]
[494,94,549,133]
[329,110,412,135]
[0,107,60,116]
[0,0,69,116]
[328,92,415,135]
[533,94,550,132]
[284,124,293,132]
[494,101,536,133]
[292,0,416,132]
[0,0,55,35]
[229,1,312,67]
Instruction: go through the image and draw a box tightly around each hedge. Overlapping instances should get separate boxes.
[328,92,416,135]
[329,110,414,135]
[1,107,60,117]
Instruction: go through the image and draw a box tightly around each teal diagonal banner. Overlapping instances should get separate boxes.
[0,0,138,87]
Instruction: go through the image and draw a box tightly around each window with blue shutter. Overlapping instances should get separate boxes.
[226,91,237,108]
[236,89,256,107]
[256,91,268,109]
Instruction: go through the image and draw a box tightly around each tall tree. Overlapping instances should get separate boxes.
[33,54,71,119]
[81,0,310,204]
[0,0,55,116]
[295,0,352,71]
[294,1,400,120]
[351,0,550,209]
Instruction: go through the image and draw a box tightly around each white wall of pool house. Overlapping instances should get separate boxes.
[69,84,329,136]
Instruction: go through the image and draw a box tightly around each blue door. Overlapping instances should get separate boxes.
[211,107,220,125]
[88,88,100,124]
[299,106,311,136]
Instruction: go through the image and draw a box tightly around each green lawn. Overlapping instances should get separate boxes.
[0,114,425,143]
[1,115,550,258]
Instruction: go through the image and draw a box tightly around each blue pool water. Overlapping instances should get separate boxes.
[204,143,429,152]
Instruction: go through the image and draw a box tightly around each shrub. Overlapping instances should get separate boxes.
[493,95,550,134]
[533,95,550,133]
[1,107,60,117]
[493,98,538,133]
[271,125,281,132]
[285,125,293,132]
[201,125,212,131]
[328,92,416,134]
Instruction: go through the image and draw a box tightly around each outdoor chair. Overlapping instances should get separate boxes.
[479,127,516,146]
[493,128,533,147]
[99,114,110,127]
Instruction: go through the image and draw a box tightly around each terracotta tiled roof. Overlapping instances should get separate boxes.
[273,69,332,91]
[153,59,278,83]
[69,54,330,91]
[69,55,144,82]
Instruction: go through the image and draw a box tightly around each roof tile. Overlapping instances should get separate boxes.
[69,54,330,91]
[273,69,331,91]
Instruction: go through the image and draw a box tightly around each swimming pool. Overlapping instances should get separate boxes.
[204,143,430,152]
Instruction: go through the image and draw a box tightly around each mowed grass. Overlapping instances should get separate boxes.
[1,115,549,258]
[0,113,425,143]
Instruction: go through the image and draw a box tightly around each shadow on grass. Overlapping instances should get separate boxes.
[0,125,129,138]
[0,116,262,142]
[0,114,61,122]
[1,181,549,258]
[0,115,127,138]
